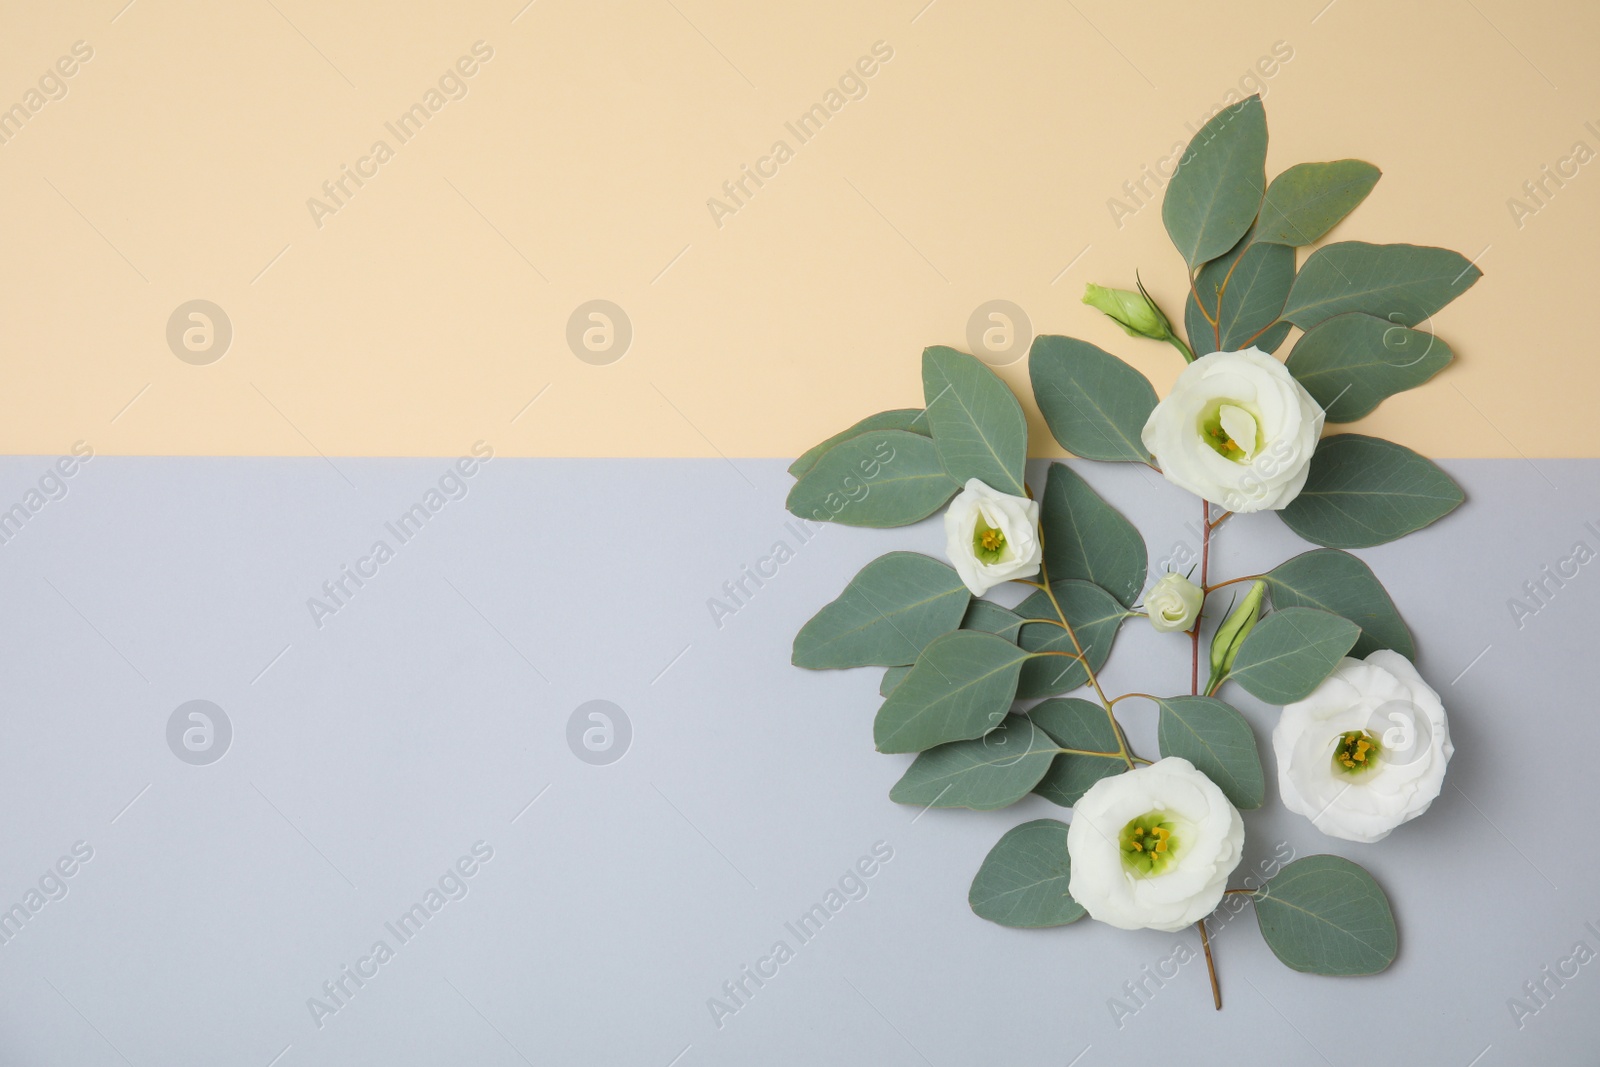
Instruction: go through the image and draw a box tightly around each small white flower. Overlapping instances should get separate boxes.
[1140,348,1324,513]
[1273,650,1453,844]
[942,478,1042,595]
[1066,757,1245,932]
[1144,573,1204,633]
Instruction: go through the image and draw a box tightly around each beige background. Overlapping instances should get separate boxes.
[0,0,1595,458]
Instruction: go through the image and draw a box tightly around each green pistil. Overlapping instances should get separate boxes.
[972,519,1007,564]
[1201,412,1245,460]
[1120,811,1180,877]
[1332,730,1381,776]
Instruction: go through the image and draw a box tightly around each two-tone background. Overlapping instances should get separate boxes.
[2,1,1597,1064]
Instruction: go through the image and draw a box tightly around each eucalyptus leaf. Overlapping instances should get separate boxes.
[1014,580,1127,698]
[1029,335,1158,463]
[786,429,957,528]
[1153,695,1264,809]
[873,631,1030,754]
[1039,463,1147,607]
[1265,549,1415,660]
[1162,95,1269,269]
[1028,698,1126,807]
[793,552,970,669]
[1285,313,1453,422]
[880,666,911,697]
[1278,435,1465,549]
[1255,855,1398,976]
[789,408,928,478]
[968,819,1085,928]
[1282,242,1482,330]
[1255,160,1381,246]
[1226,607,1360,704]
[922,346,1029,497]
[1185,237,1295,356]
[962,599,1028,641]
[889,716,1057,810]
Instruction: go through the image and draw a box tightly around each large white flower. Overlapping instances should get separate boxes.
[1273,650,1453,843]
[942,478,1041,595]
[1066,757,1245,932]
[1140,348,1324,513]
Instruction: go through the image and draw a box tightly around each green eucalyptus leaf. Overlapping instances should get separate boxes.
[1255,855,1398,976]
[1226,607,1360,704]
[1255,160,1381,246]
[1153,695,1264,809]
[968,819,1085,928]
[922,346,1029,497]
[1185,237,1295,356]
[1028,335,1158,463]
[1039,463,1148,607]
[1265,549,1415,660]
[1282,242,1482,330]
[785,429,957,528]
[1014,580,1126,698]
[789,408,928,478]
[1285,312,1453,422]
[889,716,1057,810]
[962,599,1028,641]
[880,665,911,697]
[1278,435,1465,549]
[1028,698,1126,807]
[873,631,1030,754]
[1162,95,1269,269]
[793,552,970,669]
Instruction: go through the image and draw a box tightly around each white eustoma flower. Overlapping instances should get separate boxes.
[942,478,1042,595]
[1140,348,1324,513]
[1066,757,1245,932]
[1145,573,1204,633]
[1273,650,1453,843]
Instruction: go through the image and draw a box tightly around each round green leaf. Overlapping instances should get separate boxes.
[1028,335,1157,463]
[1254,160,1381,246]
[1014,580,1126,699]
[889,716,1057,811]
[1162,95,1269,270]
[1285,313,1453,423]
[793,552,970,669]
[1153,695,1263,809]
[873,631,1030,754]
[1255,855,1398,976]
[969,819,1085,928]
[1279,435,1465,549]
[1265,549,1414,660]
[921,346,1029,497]
[1039,463,1147,608]
[789,408,928,478]
[1282,242,1483,331]
[1028,698,1126,807]
[785,430,957,528]
[1185,238,1295,356]
[1226,607,1360,705]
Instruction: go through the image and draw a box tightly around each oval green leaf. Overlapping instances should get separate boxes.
[1014,580,1127,699]
[1162,95,1269,270]
[1255,855,1398,976]
[1254,160,1381,246]
[968,819,1085,928]
[1282,242,1483,330]
[793,552,970,669]
[1028,697,1126,807]
[1153,695,1263,809]
[1265,549,1414,660]
[873,630,1030,754]
[1278,434,1465,549]
[1285,313,1453,422]
[1185,237,1295,356]
[880,665,911,697]
[1226,607,1360,704]
[1028,335,1158,463]
[789,408,928,478]
[890,716,1057,811]
[962,599,1028,641]
[922,346,1029,497]
[785,429,957,528]
[1039,463,1147,607]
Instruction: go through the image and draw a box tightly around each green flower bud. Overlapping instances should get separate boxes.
[1082,281,1172,341]
[1206,580,1266,694]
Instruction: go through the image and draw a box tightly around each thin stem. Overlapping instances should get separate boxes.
[1208,510,1233,532]
[1050,746,1123,759]
[1108,692,1161,706]
[1223,888,1260,896]
[1187,270,1217,328]
[1165,333,1196,364]
[1203,574,1259,595]
[1198,919,1222,1011]
[1190,498,1212,696]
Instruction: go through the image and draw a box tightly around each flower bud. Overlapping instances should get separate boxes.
[1206,580,1265,693]
[1083,281,1173,341]
[1144,573,1204,633]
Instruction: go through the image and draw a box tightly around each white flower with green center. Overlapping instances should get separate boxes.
[1066,757,1245,932]
[1144,572,1204,633]
[1273,650,1453,843]
[941,478,1041,595]
[1140,348,1324,513]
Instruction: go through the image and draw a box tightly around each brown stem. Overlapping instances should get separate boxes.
[1198,919,1222,1010]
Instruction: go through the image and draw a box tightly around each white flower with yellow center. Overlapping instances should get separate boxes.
[941,478,1042,595]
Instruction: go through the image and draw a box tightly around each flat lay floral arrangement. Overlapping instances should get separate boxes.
[786,95,1479,1007]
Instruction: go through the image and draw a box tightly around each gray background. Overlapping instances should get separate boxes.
[0,454,1594,1066]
